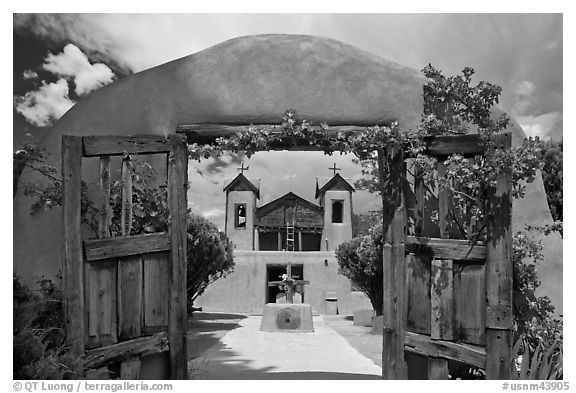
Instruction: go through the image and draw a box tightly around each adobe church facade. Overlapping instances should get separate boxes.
[195,168,371,315]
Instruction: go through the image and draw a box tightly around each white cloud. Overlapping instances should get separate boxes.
[512,80,536,116]
[14,79,75,127]
[202,208,225,219]
[515,80,535,96]
[43,44,115,95]
[23,70,38,80]
[517,111,562,140]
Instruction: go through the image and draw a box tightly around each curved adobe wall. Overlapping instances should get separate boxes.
[13,34,562,313]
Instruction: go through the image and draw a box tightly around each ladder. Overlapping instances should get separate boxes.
[286,223,295,251]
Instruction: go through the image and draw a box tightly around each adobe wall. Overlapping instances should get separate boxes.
[195,250,372,315]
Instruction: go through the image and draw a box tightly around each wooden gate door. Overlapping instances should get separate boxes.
[62,134,188,379]
[379,133,513,380]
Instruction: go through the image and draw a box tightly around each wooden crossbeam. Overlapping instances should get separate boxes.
[85,332,169,369]
[84,232,171,261]
[405,236,486,262]
[176,124,488,156]
[404,332,486,369]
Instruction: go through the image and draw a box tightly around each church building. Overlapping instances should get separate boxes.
[195,165,371,315]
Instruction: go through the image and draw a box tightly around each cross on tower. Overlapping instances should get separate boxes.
[329,163,341,176]
[237,162,249,174]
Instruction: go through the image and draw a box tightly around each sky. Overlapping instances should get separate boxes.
[11,13,564,228]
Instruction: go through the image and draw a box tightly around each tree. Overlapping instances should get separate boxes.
[335,224,383,315]
[186,214,234,310]
[538,139,562,222]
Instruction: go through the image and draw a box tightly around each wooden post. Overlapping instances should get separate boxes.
[121,155,133,236]
[298,231,303,252]
[485,132,513,379]
[62,135,85,359]
[378,145,407,379]
[167,134,189,379]
[427,160,454,380]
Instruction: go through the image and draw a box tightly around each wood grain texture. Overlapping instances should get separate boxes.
[404,332,486,369]
[454,263,486,345]
[120,357,141,379]
[117,255,143,340]
[143,253,170,333]
[98,156,112,239]
[85,259,117,349]
[84,232,170,261]
[428,357,449,380]
[62,135,85,358]
[167,134,189,380]
[85,332,169,369]
[405,253,431,335]
[177,124,485,156]
[405,236,486,261]
[430,259,454,341]
[486,328,513,379]
[485,132,513,379]
[378,146,407,379]
[83,135,171,157]
[121,156,133,236]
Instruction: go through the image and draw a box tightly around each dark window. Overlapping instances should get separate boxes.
[332,200,343,223]
[235,203,246,228]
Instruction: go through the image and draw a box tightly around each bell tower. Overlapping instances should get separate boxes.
[315,164,354,251]
[224,164,259,250]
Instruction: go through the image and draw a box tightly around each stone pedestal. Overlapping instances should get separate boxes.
[260,303,314,333]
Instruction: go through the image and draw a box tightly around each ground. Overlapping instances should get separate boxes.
[187,312,383,379]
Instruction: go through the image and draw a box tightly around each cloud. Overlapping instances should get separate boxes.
[202,208,225,219]
[23,70,38,80]
[43,44,115,95]
[517,112,562,140]
[512,80,537,116]
[14,79,75,127]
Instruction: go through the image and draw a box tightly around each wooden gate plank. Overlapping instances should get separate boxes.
[62,135,85,358]
[120,357,142,379]
[98,156,112,238]
[405,253,431,335]
[118,255,143,340]
[86,259,118,348]
[454,263,485,345]
[143,252,170,333]
[121,155,133,236]
[427,160,453,380]
[167,134,189,379]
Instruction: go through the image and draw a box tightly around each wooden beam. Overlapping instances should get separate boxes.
[84,232,171,261]
[62,135,85,359]
[405,236,486,261]
[485,132,513,379]
[85,332,169,369]
[404,332,485,369]
[83,135,171,157]
[425,134,485,157]
[177,123,486,156]
[378,145,407,379]
[167,134,189,380]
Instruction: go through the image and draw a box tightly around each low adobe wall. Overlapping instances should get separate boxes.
[195,250,372,315]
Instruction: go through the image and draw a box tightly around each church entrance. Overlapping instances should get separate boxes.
[266,264,304,303]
